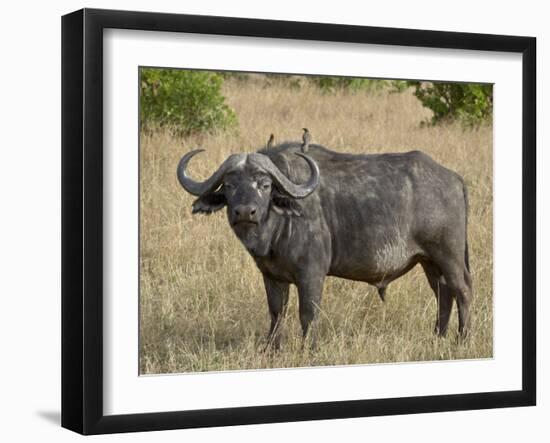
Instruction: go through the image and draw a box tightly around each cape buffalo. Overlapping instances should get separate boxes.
[177,139,472,348]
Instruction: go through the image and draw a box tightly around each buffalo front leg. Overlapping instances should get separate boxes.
[262,275,289,351]
[297,275,325,349]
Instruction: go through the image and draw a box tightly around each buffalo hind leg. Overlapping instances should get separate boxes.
[297,276,325,349]
[456,269,473,338]
[262,275,289,351]
[439,260,473,338]
[421,261,453,336]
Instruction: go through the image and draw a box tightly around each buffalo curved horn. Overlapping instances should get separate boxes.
[177,149,246,196]
[248,152,320,198]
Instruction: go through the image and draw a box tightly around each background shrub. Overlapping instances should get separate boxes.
[140,68,237,136]
[406,81,493,127]
[307,76,492,127]
[309,76,388,93]
[139,68,492,133]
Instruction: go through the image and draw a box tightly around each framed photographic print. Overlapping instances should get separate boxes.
[61,8,536,435]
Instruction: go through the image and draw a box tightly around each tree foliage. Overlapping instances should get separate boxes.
[406,81,493,127]
[308,76,492,127]
[140,68,237,136]
[309,76,388,93]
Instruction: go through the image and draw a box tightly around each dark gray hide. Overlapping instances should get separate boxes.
[177,142,472,348]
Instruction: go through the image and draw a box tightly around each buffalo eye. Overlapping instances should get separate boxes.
[261,182,271,191]
[224,183,235,190]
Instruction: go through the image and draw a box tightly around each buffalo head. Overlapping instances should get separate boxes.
[177,149,320,251]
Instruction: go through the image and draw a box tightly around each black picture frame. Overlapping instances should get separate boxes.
[61,8,536,435]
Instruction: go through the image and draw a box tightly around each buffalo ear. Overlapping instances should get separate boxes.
[191,191,227,214]
[271,189,302,217]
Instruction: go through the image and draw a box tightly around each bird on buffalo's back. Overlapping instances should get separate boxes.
[266,133,275,149]
[301,128,311,152]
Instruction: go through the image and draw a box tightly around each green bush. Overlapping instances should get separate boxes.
[388,80,410,93]
[140,68,237,136]
[406,81,493,127]
[310,76,388,93]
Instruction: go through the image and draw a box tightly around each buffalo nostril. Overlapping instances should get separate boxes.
[234,206,257,220]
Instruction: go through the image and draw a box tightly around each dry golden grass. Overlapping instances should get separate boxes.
[139,77,493,374]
